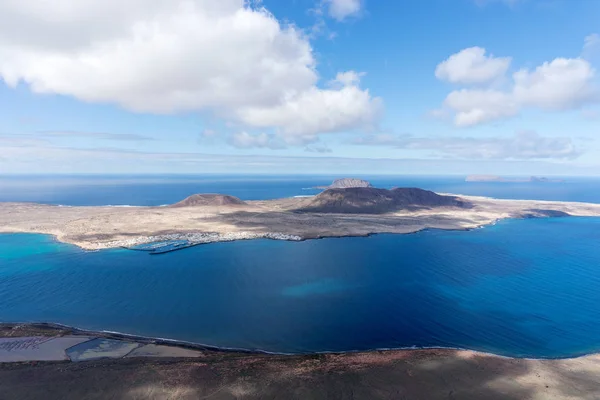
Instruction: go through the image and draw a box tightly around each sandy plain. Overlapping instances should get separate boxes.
[1,193,600,250]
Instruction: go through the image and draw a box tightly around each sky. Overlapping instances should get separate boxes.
[0,0,599,175]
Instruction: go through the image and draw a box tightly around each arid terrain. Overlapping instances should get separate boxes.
[1,324,600,400]
[2,186,600,250]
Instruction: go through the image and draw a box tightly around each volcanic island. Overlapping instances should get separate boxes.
[2,178,600,253]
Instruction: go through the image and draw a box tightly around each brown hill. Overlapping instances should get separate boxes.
[169,194,247,208]
[297,187,469,214]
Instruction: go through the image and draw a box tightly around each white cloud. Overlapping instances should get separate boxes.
[353,131,581,160]
[330,70,365,87]
[4,141,594,175]
[1,1,314,113]
[326,0,362,21]
[237,72,382,140]
[437,42,598,127]
[229,131,285,149]
[444,89,518,127]
[0,0,381,142]
[435,47,511,85]
[513,58,597,110]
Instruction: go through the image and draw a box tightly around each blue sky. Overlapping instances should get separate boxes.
[0,0,599,174]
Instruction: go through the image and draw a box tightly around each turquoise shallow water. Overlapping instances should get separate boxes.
[1,217,600,358]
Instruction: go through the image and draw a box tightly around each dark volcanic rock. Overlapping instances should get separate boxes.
[170,194,247,208]
[298,187,469,214]
[315,178,373,189]
[327,178,373,189]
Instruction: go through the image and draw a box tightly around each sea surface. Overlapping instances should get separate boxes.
[3,174,600,205]
[1,175,600,358]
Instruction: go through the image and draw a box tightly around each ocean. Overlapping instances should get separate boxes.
[1,175,600,358]
[3,174,600,205]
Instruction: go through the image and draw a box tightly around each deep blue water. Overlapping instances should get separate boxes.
[1,218,600,358]
[3,174,600,205]
[1,175,600,358]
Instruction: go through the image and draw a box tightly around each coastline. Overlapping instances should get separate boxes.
[0,216,530,254]
[2,323,600,399]
[0,221,492,255]
[3,193,600,251]
[2,321,598,361]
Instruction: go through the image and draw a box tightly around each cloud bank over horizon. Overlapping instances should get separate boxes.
[353,131,582,160]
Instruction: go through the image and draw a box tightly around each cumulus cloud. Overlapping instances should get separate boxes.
[444,89,518,127]
[326,0,362,21]
[0,0,381,143]
[353,131,581,160]
[237,73,381,141]
[436,41,598,127]
[435,47,511,85]
[229,131,285,150]
[513,58,597,110]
